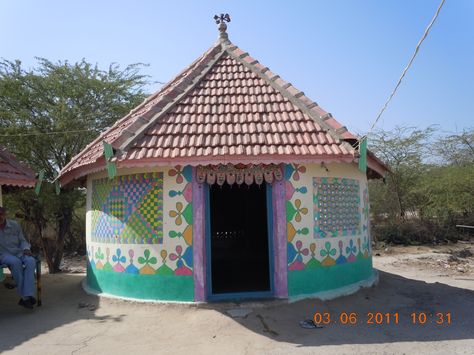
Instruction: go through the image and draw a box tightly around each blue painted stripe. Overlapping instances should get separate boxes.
[208,290,274,301]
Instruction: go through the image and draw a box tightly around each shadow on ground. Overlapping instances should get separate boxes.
[207,270,474,346]
[0,273,123,353]
[0,270,473,353]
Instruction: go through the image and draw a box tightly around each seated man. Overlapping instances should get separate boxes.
[0,206,36,309]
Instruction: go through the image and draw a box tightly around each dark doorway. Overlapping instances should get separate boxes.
[208,183,271,296]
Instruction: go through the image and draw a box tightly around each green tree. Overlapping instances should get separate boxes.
[418,164,474,217]
[435,128,474,166]
[369,126,473,244]
[368,126,436,220]
[0,58,148,272]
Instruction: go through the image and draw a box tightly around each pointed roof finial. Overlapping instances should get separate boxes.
[214,13,231,42]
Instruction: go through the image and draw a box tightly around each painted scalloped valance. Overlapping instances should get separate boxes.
[196,164,283,186]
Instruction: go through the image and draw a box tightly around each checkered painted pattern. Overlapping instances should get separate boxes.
[91,210,100,233]
[91,172,164,244]
[107,192,126,236]
[92,178,115,210]
[93,213,114,242]
[108,193,125,221]
[119,174,154,209]
[137,183,164,235]
[121,212,158,244]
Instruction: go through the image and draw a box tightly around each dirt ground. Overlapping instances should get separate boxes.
[1,242,473,355]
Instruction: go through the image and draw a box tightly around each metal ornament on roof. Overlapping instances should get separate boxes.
[214,13,231,41]
[196,164,283,186]
[214,13,231,27]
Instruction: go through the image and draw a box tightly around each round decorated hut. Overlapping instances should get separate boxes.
[58,18,387,302]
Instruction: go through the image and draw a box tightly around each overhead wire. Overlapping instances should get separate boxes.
[356,0,446,151]
[0,129,99,137]
[1,2,446,149]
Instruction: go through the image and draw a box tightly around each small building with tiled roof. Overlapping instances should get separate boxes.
[59,17,387,302]
[0,146,36,206]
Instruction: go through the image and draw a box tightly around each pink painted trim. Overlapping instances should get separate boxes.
[192,167,206,301]
[60,154,355,187]
[0,179,36,187]
[117,154,354,168]
[272,176,288,298]
[59,158,107,186]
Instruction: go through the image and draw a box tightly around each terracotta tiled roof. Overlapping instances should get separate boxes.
[0,146,36,188]
[59,33,384,186]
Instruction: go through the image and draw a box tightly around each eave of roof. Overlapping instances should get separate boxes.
[0,146,36,187]
[366,150,389,179]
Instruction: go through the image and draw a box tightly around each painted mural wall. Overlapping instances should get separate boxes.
[84,162,374,302]
[285,163,373,296]
[85,166,194,301]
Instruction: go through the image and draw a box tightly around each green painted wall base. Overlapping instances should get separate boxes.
[288,258,373,296]
[85,259,372,302]
[87,266,194,301]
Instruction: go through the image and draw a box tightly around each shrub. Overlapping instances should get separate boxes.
[372,215,470,245]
